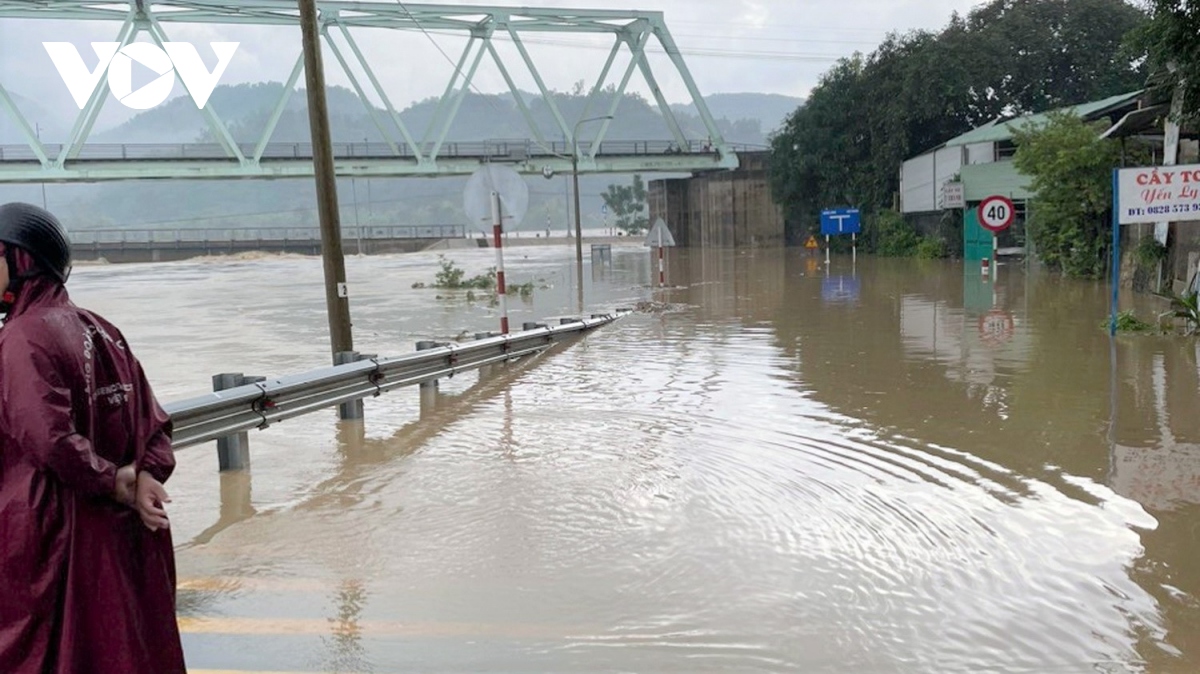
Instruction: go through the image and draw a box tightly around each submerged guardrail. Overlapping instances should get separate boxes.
[162,312,626,466]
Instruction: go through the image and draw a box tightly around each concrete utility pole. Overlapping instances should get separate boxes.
[298,0,354,360]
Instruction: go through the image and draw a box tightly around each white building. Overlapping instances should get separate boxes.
[899,91,1146,215]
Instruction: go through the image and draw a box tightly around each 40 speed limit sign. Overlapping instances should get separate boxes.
[978,195,1015,233]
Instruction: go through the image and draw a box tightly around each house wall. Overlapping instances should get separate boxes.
[901,146,965,213]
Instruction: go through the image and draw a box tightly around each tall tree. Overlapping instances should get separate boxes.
[601,174,649,235]
[1130,0,1200,123]
[769,0,1148,246]
[966,0,1147,113]
[770,53,888,244]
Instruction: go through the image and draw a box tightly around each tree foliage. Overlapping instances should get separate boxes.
[769,0,1148,246]
[1011,112,1125,278]
[601,174,649,234]
[1129,0,1200,124]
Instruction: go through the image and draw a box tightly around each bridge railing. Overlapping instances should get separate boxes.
[164,312,627,452]
[0,139,745,163]
[68,224,466,245]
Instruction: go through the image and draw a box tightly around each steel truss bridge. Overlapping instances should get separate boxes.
[0,1,739,184]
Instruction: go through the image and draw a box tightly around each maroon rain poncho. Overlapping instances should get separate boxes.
[0,248,186,673]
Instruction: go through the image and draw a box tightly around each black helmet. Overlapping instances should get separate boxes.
[0,202,72,283]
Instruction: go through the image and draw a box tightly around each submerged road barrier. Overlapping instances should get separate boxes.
[163,310,628,468]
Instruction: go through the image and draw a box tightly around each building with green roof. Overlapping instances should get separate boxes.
[898,90,1149,261]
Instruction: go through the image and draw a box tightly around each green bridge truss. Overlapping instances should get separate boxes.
[0,0,739,183]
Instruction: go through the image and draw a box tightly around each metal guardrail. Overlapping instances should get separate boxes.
[69,225,465,245]
[0,139,744,163]
[162,313,624,450]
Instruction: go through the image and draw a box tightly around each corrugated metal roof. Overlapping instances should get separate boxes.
[961,162,1033,202]
[942,90,1145,148]
[1102,103,1170,139]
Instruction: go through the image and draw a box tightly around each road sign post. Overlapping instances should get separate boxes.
[465,166,528,334]
[658,226,665,286]
[645,218,676,288]
[820,208,861,265]
[1112,170,1121,336]
[977,195,1015,281]
[490,191,509,333]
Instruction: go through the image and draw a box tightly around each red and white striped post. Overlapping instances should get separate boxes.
[490,191,509,334]
[657,224,665,287]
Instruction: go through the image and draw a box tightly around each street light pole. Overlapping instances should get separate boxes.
[572,150,582,264]
[572,115,614,265]
[35,123,47,210]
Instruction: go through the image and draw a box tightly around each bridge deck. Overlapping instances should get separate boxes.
[0,140,742,183]
[69,225,469,263]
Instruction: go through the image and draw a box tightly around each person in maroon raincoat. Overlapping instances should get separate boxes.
[0,202,187,673]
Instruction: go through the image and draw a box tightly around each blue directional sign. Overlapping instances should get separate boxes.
[820,207,861,236]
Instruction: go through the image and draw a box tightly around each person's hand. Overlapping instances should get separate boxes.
[113,464,136,507]
[135,471,171,532]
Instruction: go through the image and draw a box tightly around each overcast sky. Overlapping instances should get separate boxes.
[0,0,985,134]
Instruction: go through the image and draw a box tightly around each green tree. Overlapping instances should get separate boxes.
[769,0,1147,247]
[964,0,1147,113]
[769,55,872,238]
[601,174,649,235]
[1129,0,1200,124]
[1012,111,1125,278]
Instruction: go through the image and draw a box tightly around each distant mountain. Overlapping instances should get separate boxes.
[0,84,795,232]
[672,93,804,136]
[0,92,70,144]
[91,84,793,146]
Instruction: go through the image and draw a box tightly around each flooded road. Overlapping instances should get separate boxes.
[67,246,1200,673]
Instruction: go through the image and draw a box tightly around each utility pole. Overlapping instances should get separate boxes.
[298,0,353,360]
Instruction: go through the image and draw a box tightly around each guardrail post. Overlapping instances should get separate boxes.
[416,341,440,394]
[335,351,365,421]
[213,373,253,471]
[473,331,501,379]
[416,340,441,412]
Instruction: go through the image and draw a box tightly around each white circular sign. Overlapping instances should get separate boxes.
[463,165,529,233]
[978,195,1015,233]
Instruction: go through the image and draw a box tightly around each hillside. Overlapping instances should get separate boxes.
[0,84,798,232]
[671,93,804,135]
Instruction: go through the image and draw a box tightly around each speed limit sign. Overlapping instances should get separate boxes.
[978,195,1015,233]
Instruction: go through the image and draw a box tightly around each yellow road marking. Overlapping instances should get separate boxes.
[179,577,336,593]
[189,666,350,671]
[180,616,570,638]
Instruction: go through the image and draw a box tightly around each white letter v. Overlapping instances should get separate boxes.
[164,42,239,109]
[43,42,120,109]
